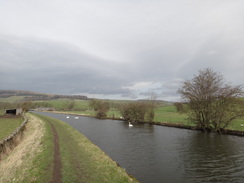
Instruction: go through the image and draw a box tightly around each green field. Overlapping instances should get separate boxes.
[40,99,91,110]
[32,99,244,130]
[0,96,24,103]
[1,96,244,132]
[154,105,188,123]
[0,109,4,116]
[0,116,23,140]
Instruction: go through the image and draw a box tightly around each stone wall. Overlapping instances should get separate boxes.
[0,115,28,160]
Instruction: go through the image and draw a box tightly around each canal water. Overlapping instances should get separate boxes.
[34,112,244,183]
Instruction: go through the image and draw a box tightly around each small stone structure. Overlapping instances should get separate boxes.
[5,108,22,115]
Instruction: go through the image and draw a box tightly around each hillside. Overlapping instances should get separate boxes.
[0,90,88,101]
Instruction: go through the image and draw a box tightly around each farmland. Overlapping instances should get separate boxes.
[0,115,23,140]
[1,94,244,132]
[35,98,244,131]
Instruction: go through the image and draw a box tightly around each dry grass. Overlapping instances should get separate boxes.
[0,113,44,183]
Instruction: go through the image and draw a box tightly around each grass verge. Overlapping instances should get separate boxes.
[1,113,139,183]
[35,113,139,183]
[0,113,52,183]
[0,116,23,140]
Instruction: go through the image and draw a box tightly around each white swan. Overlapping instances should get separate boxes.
[129,122,133,127]
[66,116,69,119]
[74,116,79,119]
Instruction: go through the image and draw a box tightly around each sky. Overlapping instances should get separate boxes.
[0,0,244,101]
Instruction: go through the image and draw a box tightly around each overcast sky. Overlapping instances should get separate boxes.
[0,0,244,101]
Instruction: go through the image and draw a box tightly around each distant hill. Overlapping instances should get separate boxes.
[0,90,47,98]
[0,90,88,101]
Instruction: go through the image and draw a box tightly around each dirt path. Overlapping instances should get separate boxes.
[1,113,139,183]
[47,120,62,183]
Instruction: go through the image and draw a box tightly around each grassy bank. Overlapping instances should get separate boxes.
[0,113,139,183]
[36,114,138,183]
[0,113,46,183]
[0,116,23,140]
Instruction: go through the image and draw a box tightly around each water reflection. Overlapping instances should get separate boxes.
[180,133,244,183]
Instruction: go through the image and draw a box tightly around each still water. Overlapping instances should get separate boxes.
[35,112,244,183]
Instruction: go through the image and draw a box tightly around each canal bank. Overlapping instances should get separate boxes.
[44,110,244,137]
[0,113,139,183]
[35,111,244,183]
[145,121,244,136]
[33,113,139,183]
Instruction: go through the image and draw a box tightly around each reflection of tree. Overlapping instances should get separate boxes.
[180,132,244,183]
[119,122,156,183]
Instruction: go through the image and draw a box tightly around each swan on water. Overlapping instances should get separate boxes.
[129,122,133,127]
[66,116,69,119]
[74,116,79,119]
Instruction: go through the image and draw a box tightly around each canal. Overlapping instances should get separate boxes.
[34,112,244,183]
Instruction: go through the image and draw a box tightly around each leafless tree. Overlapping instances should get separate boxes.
[118,92,159,123]
[119,101,147,123]
[89,99,110,119]
[178,68,244,132]
[145,92,158,122]
[18,101,33,112]
[67,100,75,110]
[173,102,185,113]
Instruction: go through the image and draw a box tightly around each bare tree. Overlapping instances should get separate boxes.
[89,99,110,119]
[145,92,158,122]
[119,101,148,124]
[173,102,185,113]
[120,101,154,123]
[178,68,244,132]
[67,100,75,110]
[18,101,33,112]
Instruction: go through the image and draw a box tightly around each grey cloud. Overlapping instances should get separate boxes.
[139,79,183,101]
[1,0,244,100]
[178,35,244,85]
[0,36,133,96]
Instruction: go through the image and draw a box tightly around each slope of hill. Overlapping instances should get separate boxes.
[0,90,88,101]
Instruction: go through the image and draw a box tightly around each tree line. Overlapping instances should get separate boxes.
[1,68,243,133]
[90,68,244,132]
[89,94,158,123]
[0,101,52,113]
